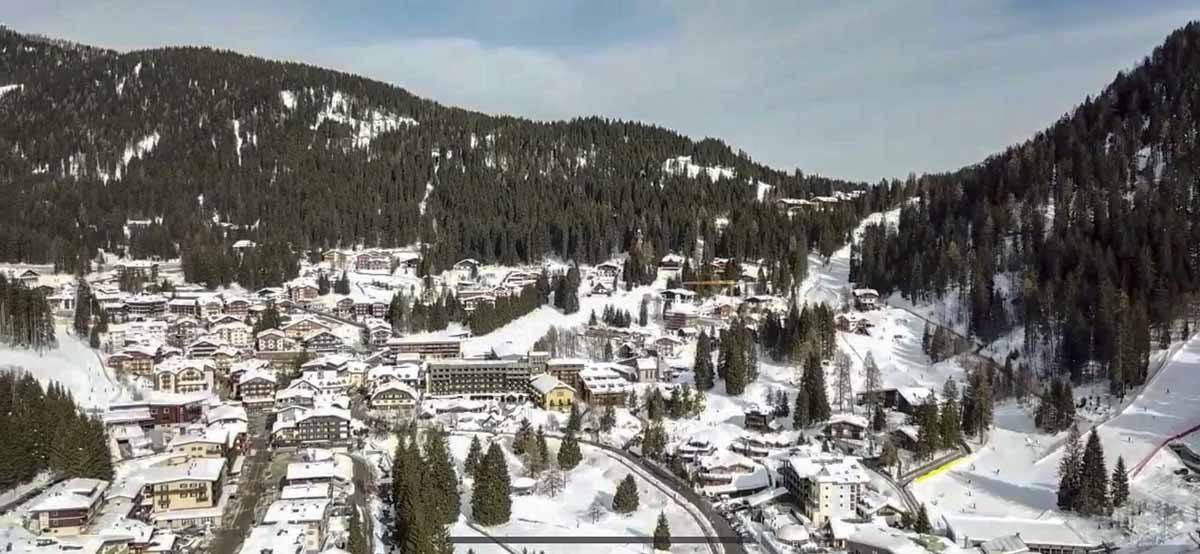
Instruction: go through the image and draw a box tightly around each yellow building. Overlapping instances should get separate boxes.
[140,457,226,514]
[528,374,575,412]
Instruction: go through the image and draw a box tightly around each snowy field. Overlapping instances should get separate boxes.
[439,433,710,554]
[913,333,1200,546]
[0,324,135,411]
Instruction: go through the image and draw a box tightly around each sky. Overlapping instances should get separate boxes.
[4,0,1200,182]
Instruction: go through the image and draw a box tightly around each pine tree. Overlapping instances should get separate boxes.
[1057,425,1082,511]
[833,350,852,412]
[793,376,812,429]
[653,512,672,551]
[422,429,461,525]
[513,419,534,455]
[557,432,583,470]
[803,352,831,423]
[335,271,351,295]
[863,352,882,396]
[1110,456,1129,508]
[1077,430,1111,515]
[599,404,616,432]
[915,395,942,460]
[639,298,649,327]
[913,504,932,533]
[939,378,962,447]
[693,332,715,390]
[566,404,582,433]
[72,280,91,337]
[871,404,887,432]
[472,443,512,526]
[612,474,640,514]
[464,436,483,478]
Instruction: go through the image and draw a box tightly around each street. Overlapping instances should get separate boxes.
[210,412,273,554]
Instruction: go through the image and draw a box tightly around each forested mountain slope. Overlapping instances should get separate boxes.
[852,22,1200,391]
[0,27,886,282]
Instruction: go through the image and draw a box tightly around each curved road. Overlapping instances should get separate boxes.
[452,429,745,554]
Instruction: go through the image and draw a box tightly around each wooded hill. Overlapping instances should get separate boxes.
[0,27,889,279]
[851,22,1200,386]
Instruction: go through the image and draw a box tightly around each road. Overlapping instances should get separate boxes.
[451,429,744,554]
[349,455,375,554]
[210,412,272,554]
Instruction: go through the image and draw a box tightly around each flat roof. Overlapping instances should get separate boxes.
[943,514,1098,548]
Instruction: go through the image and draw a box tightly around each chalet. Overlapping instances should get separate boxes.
[288,280,320,304]
[653,336,684,358]
[168,298,200,317]
[201,298,225,316]
[275,388,317,411]
[743,407,774,432]
[114,260,159,282]
[501,270,540,289]
[352,299,387,320]
[153,358,214,394]
[212,321,252,349]
[824,413,870,440]
[261,499,331,553]
[211,346,240,372]
[110,393,207,427]
[369,382,419,411]
[857,386,938,415]
[457,288,496,312]
[663,303,697,331]
[272,407,352,446]
[223,298,251,317]
[256,328,295,352]
[108,346,158,376]
[366,363,422,391]
[366,322,392,348]
[593,262,621,279]
[237,370,277,408]
[321,250,348,268]
[166,318,203,348]
[165,429,229,460]
[528,374,575,412]
[188,337,221,358]
[590,281,614,297]
[776,197,816,217]
[27,478,109,536]
[126,294,167,319]
[303,330,344,354]
[16,268,40,286]
[282,317,331,340]
[658,253,685,271]
[452,258,480,279]
[851,288,880,310]
[676,438,717,462]
[355,251,391,272]
[334,297,355,319]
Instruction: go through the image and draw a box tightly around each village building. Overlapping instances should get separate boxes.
[237,370,277,408]
[386,336,462,359]
[261,499,331,553]
[527,374,575,412]
[369,382,419,411]
[153,358,214,394]
[125,294,168,319]
[138,457,226,518]
[272,407,352,446]
[115,261,160,282]
[425,358,531,400]
[942,514,1102,554]
[851,288,880,310]
[824,413,870,441]
[578,365,632,406]
[779,456,868,527]
[27,478,109,536]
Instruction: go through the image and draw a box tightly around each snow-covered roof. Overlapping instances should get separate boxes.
[286,459,350,482]
[262,498,330,524]
[140,457,226,484]
[784,456,868,484]
[167,428,228,449]
[775,524,810,544]
[237,524,304,554]
[279,483,331,500]
[942,515,1097,548]
[530,374,573,395]
[28,478,108,512]
[828,413,870,428]
[371,381,419,400]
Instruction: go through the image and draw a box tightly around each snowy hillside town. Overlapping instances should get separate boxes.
[7,8,1200,554]
[0,201,1197,554]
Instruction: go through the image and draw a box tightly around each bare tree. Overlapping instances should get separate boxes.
[587,497,606,523]
[834,350,853,413]
[540,468,566,497]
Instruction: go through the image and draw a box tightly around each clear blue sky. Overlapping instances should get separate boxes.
[4,0,1200,182]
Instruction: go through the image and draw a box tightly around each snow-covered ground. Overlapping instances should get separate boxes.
[0,324,135,411]
[912,332,1200,546]
[447,433,709,554]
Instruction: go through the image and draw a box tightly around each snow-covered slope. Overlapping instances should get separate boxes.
[0,325,135,410]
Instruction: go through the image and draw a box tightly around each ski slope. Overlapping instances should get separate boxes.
[0,325,135,411]
[795,206,901,307]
